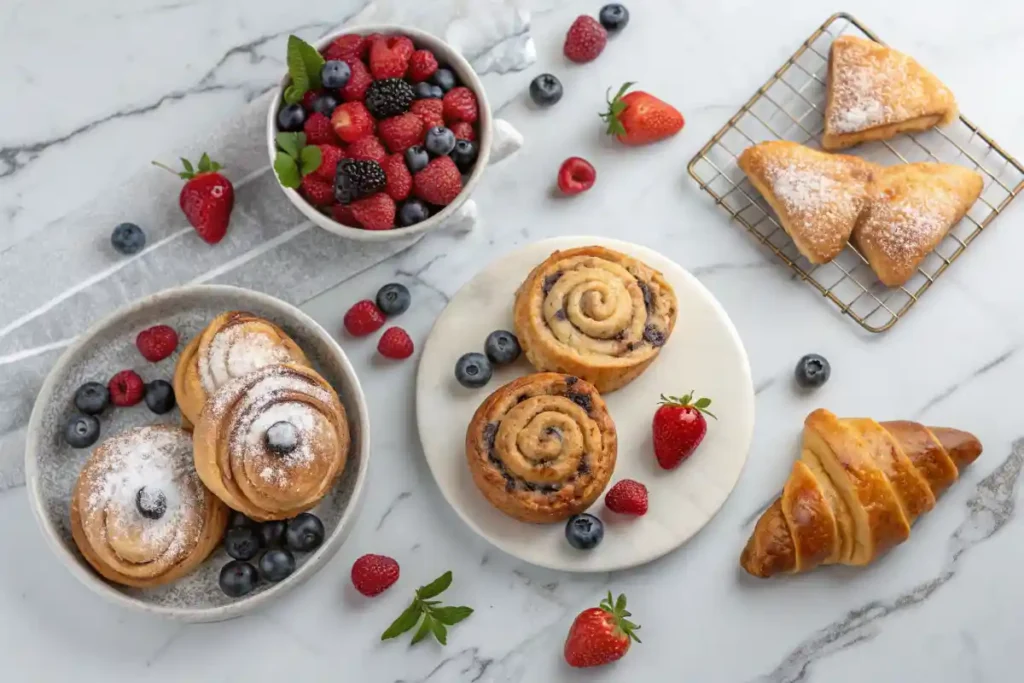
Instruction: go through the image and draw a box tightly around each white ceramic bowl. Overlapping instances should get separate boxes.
[266,25,500,241]
[25,285,370,621]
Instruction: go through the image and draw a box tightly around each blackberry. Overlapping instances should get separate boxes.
[364,78,415,119]
[334,159,386,204]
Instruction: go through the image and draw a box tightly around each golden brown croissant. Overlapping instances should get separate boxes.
[741,409,982,578]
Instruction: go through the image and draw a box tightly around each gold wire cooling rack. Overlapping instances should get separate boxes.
[687,12,1024,332]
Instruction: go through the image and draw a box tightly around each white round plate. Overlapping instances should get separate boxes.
[416,236,755,572]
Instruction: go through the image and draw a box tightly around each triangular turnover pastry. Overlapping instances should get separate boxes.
[851,163,983,287]
[738,141,875,264]
[823,36,958,151]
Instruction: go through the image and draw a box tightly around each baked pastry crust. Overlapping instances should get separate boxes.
[193,363,349,521]
[823,35,958,151]
[738,141,875,264]
[465,373,617,523]
[513,246,677,393]
[173,311,310,428]
[70,425,229,587]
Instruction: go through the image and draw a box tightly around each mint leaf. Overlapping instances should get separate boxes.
[299,145,322,176]
[296,37,326,90]
[431,606,473,625]
[381,601,423,640]
[431,618,448,645]
[275,132,303,159]
[284,35,311,105]
[273,153,301,188]
[410,615,433,645]
[417,571,452,599]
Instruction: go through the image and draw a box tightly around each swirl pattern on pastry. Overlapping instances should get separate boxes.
[513,246,678,393]
[465,373,617,523]
[70,425,228,588]
[193,363,349,521]
[173,311,310,427]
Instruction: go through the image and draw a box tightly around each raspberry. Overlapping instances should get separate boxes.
[442,87,479,124]
[410,99,445,131]
[408,49,439,82]
[135,325,178,362]
[108,370,145,407]
[413,156,462,206]
[301,89,323,111]
[323,34,367,62]
[563,15,608,63]
[349,193,396,230]
[331,101,374,144]
[382,154,412,201]
[450,121,476,142]
[303,113,338,146]
[378,113,424,153]
[346,136,387,163]
[301,175,335,206]
[331,203,358,227]
[350,554,399,597]
[343,300,386,336]
[377,327,414,359]
[604,479,648,516]
[314,144,345,181]
[340,58,373,102]
[369,38,408,79]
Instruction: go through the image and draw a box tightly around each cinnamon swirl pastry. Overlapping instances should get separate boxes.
[173,311,310,427]
[70,425,229,588]
[193,363,349,521]
[513,246,678,393]
[465,373,617,523]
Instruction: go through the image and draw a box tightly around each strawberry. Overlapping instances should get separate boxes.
[408,49,438,81]
[331,101,374,143]
[413,156,462,206]
[323,34,367,63]
[369,37,409,79]
[351,554,400,597]
[346,136,387,163]
[601,82,685,145]
[604,480,648,516]
[350,192,396,230]
[564,15,608,63]
[344,300,387,336]
[557,157,596,195]
[386,35,415,61]
[410,99,445,131]
[450,121,475,141]
[301,175,334,206]
[442,86,478,124]
[378,113,425,153]
[377,327,414,359]
[331,203,358,227]
[301,89,323,111]
[108,370,145,407]
[313,144,345,181]
[135,325,178,362]
[340,58,373,102]
[153,154,234,244]
[651,392,716,469]
[382,153,412,201]
[564,593,641,668]
[303,112,338,146]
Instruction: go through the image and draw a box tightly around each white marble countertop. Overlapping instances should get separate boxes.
[4,0,1024,681]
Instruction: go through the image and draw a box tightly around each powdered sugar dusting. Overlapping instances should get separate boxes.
[198,323,299,395]
[859,187,959,268]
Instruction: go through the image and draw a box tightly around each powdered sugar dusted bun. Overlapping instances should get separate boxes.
[193,363,349,521]
[173,311,310,428]
[70,425,229,588]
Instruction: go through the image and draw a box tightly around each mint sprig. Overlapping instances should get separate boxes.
[381,571,473,646]
[283,35,325,105]
[273,132,322,189]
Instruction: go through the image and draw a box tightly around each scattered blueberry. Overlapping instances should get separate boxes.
[565,513,604,550]
[431,67,457,92]
[74,382,109,415]
[111,222,146,255]
[258,520,288,548]
[413,81,438,99]
[450,140,478,174]
[64,414,100,449]
[429,85,445,99]
[219,560,258,597]
[795,353,831,389]
[144,380,176,414]
[285,513,325,552]
[404,145,430,173]
[455,352,492,389]
[398,199,430,227]
[229,511,255,529]
[321,60,352,89]
[424,126,456,157]
[265,421,299,454]
[259,549,296,582]
[224,525,261,561]
[529,74,564,106]
[135,487,167,520]
[484,330,521,365]
[599,3,630,32]
[311,91,341,117]
[376,283,411,316]
[276,103,306,132]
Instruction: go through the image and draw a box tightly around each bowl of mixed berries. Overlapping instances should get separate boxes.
[267,27,492,239]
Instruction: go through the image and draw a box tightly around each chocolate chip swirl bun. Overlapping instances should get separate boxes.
[70,425,229,588]
[174,311,311,429]
[513,246,678,393]
[465,373,617,523]
[193,363,349,521]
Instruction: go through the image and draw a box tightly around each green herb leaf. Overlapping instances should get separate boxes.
[431,606,473,625]
[381,601,423,641]
[430,619,448,645]
[296,37,326,90]
[299,145,322,176]
[410,615,433,645]
[273,153,301,189]
[275,132,303,159]
[417,571,453,599]
[284,35,311,105]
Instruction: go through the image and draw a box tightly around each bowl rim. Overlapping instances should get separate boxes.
[24,284,371,621]
[264,24,493,241]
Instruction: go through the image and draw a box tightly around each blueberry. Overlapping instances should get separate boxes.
[484,330,521,365]
[320,60,351,89]
[74,382,109,415]
[224,525,261,561]
[599,3,630,32]
[64,414,100,449]
[431,68,457,92]
[311,92,341,117]
[258,520,288,548]
[404,145,430,173]
[265,421,299,454]
[259,549,296,582]
[135,487,167,520]
[429,85,445,99]
[110,222,146,255]
[229,511,255,529]
[144,380,176,414]
[455,352,492,389]
[285,513,325,552]
[376,283,411,316]
[565,513,604,550]
[219,560,258,597]
[276,103,306,132]
[398,199,431,227]
[413,81,437,99]
[529,74,563,106]
[795,354,831,389]
[424,126,456,157]
[450,140,478,174]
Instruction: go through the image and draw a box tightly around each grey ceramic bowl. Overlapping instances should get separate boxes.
[25,285,370,622]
